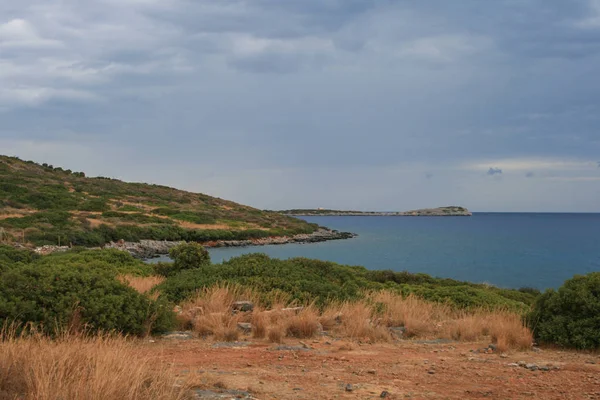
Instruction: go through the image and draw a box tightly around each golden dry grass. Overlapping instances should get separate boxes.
[119,275,165,295]
[285,306,320,339]
[174,286,532,350]
[0,330,189,400]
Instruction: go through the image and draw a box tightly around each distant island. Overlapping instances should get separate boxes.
[280,206,472,217]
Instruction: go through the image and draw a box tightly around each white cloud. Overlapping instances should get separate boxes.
[463,158,597,172]
[0,18,62,49]
[575,0,600,28]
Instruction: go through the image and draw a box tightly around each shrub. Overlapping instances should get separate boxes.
[79,197,110,212]
[528,272,600,349]
[0,245,39,265]
[0,263,175,336]
[166,242,211,276]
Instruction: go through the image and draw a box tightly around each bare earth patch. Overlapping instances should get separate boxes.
[151,338,600,399]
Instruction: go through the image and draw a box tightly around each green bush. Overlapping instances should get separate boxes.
[155,243,211,277]
[79,197,110,212]
[159,254,535,310]
[0,245,39,265]
[529,272,600,349]
[32,249,155,277]
[0,263,175,336]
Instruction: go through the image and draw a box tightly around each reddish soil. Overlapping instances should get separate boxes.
[147,338,600,399]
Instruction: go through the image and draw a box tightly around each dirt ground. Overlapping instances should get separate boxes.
[147,336,600,400]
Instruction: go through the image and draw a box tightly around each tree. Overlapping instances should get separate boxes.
[529,272,600,349]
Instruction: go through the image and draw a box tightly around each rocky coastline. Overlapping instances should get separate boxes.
[103,228,357,259]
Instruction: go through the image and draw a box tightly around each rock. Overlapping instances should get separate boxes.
[507,363,519,367]
[525,363,539,371]
[211,342,250,349]
[517,361,527,367]
[271,345,310,352]
[389,326,406,338]
[161,331,194,340]
[532,347,542,353]
[488,344,497,351]
[380,391,389,398]
[427,370,435,375]
[299,341,311,349]
[345,384,354,392]
[193,389,255,399]
[367,369,377,375]
[540,366,550,371]
[500,353,508,358]
[232,301,254,312]
[316,322,324,335]
[237,322,253,334]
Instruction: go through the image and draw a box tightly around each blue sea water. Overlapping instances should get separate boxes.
[156,213,600,290]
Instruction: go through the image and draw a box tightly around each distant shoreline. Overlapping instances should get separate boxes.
[280,206,472,217]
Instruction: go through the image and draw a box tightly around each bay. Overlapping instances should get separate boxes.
[152,213,600,289]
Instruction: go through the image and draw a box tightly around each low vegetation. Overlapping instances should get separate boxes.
[159,250,540,310]
[2,242,598,399]
[0,330,189,400]
[528,272,600,349]
[0,155,319,247]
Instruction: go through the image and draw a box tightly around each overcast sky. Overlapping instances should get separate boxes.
[1,0,600,212]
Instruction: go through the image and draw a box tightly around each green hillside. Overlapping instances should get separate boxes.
[0,155,317,247]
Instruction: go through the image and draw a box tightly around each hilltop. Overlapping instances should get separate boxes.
[280,206,472,216]
[0,155,321,247]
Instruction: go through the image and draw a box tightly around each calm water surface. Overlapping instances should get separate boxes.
[154,213,600,289]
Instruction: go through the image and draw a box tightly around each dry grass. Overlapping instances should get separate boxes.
[178,285,258,341]
[0,330,189,400]
[251,313,267,339]
[285,306,320,339]
[173,286,533,351]
[267,324,285,343]
[119,275,165,297]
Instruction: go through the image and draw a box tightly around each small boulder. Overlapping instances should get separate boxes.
[345,384,354,392]
[232,301,254,312]
[525,363,539,371]
[380,391,389,398]
[237,322,253,334]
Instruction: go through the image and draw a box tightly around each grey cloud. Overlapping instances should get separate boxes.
[526,172,535,178]
[1,0,600,211]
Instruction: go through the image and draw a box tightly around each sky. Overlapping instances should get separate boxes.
[1,0,600,212]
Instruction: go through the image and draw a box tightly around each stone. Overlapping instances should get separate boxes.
[525,363,539,371]
[380,391,390,398]
[517,361,527,367]
[232,301,254,312]
[161,331,194,340]
[500,353,508,358]
[540,366,550,371]
[237,322,253,334]
[488,344,497,351]
[389,326,406,338]
[345,384,354,392]
[367,369,377,375]
[507,363,519,367]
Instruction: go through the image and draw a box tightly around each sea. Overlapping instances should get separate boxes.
[151,213,600,290]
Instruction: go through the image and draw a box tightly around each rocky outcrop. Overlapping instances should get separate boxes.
[104,239,185,259]
[104,229,357,259]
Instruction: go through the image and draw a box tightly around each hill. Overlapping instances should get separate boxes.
[0,155,319,247]
[280,206,472,216]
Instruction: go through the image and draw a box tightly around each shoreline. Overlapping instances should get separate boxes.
[102,228,357,259]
